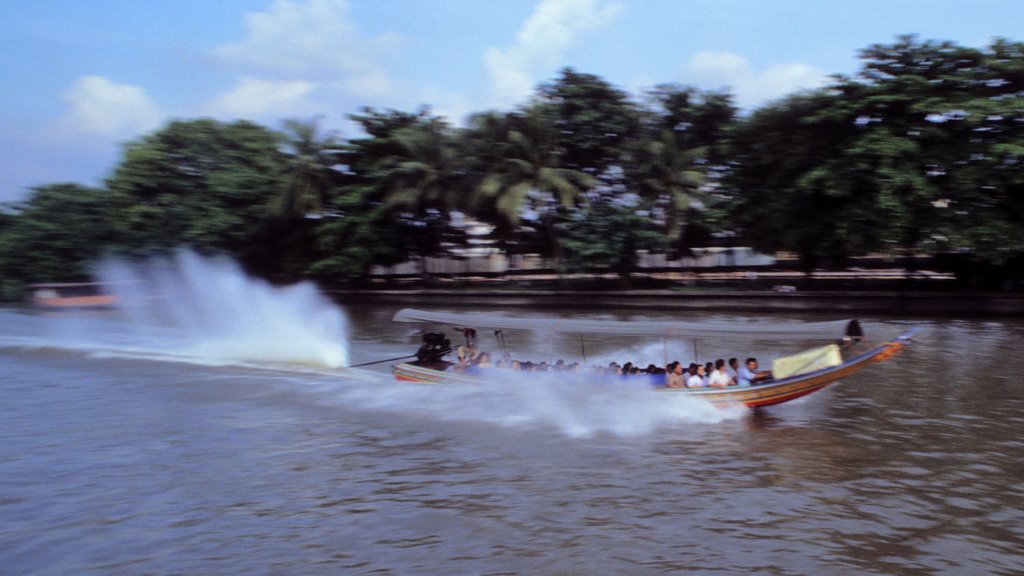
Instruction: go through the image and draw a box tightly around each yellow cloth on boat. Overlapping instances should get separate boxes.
[772,344,842,379]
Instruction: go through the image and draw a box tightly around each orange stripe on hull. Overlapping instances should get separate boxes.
[35,295,118,308]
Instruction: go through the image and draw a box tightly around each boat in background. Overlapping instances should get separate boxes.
[390,308,916,409]
[31,283,118,309]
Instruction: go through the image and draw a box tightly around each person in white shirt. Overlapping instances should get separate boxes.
[708,358,733,388]
[686,363,706,388]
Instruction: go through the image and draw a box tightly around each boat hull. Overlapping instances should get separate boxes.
[393,341,905,409]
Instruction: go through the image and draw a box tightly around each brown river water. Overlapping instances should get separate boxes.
[1,257,1023,575]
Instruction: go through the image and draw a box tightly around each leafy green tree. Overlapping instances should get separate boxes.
[642,85,736,163]
[725,35,1024,285]
[377,119,463,217]
[833,36,988,267]
[274,116,344,219]
[343,107,427,180]
[304,108,429,283]
[0,184,119,297]
[467,105,594,275]
[933,38,1024,286]
[341,108,466,280]
[811,36,1024,285]
[561,196,668,286]
[626,86,737,256]
[628,129,704,252]
[259,117,349,280]
[308,185,406,284]
[536,68,641,177]
[105,119,287,273]
[726,90,873,275]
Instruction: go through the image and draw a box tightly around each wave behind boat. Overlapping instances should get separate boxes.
[0,251,350,370]
[95,251,350,368]
[326,368,749,438]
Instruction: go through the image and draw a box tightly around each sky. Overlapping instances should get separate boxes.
[3,0,1023,203]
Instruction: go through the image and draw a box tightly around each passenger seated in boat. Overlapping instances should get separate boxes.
[644,365,663,385]
[686,363,706,388]
[462,353,488,375]
[737,357,772,386]
[727,357,739,380]
[665,361,685,388]
[450,346,474,372]
[708,358,732,388]
[462,328,477,349]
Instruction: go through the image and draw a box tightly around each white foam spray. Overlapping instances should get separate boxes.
[16,251,749,437]
[95,250,349,368]
[328,368,749,438]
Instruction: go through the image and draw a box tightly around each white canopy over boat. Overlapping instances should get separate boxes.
[392,308,863,340]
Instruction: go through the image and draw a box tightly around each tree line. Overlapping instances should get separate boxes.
[2,35,1023,299]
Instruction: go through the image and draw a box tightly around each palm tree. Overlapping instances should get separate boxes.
[630,129,704,253]
[274,116,342,219]
[261,117,345,279]
[374,118,465,280]
[468,107,594,275]
[378,120,462,215]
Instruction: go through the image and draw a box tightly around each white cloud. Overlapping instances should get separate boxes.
[484,0,623,108]
[207,0,404,125]
[212,0,398,88]
[684,51,829,109]
[62,75,164,138]
[204,77,317,120]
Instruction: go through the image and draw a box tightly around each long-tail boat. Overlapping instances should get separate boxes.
[390,308,916,409]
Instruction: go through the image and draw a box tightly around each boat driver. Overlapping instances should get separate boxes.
[737,357,772,386]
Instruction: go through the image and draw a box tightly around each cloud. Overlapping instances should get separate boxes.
[484,0,623,108]
[203,77,317,120]
[684,51,829,109]
[62,75,164,138]
[212,0,399,89]
[206,0,406,125]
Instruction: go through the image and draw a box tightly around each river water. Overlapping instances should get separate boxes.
[2,257,1023,575]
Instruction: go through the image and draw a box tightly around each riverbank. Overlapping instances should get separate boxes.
[331,287,1024,317]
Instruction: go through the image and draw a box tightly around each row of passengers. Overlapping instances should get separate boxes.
[452,347,772,387]
[610,358,738,379]
[608,357,768,387]
[451,348,585,373]
[605,362,665,376]
[666,357,772,388]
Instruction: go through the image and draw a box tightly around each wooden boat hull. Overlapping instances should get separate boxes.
[661,342,901,408]
[31,283,117,309]
[393,340,906,409]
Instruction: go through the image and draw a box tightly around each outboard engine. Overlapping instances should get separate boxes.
[415,332,452,366]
